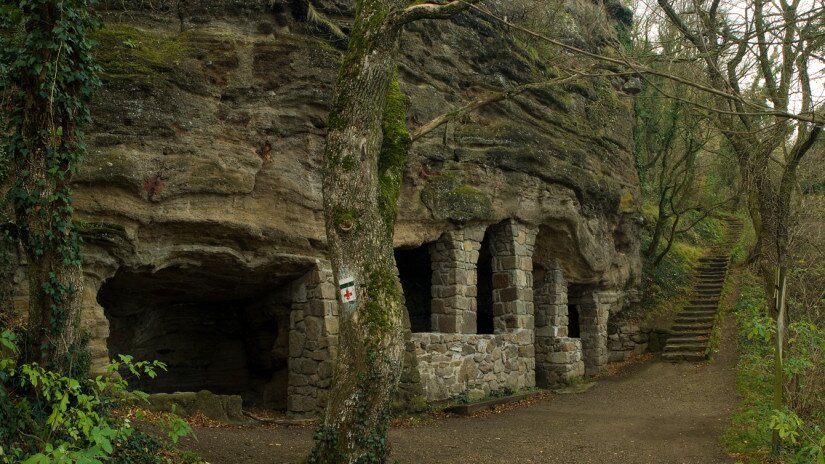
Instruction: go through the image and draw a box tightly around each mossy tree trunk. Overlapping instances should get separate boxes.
[1,0,98,374]
[307,1,477,462]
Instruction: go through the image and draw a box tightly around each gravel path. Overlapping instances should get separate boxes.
[187,314,739,464]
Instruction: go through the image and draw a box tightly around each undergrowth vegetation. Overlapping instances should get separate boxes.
[0,330,200,464]
[635,203,727,324]
[725,270,825,463]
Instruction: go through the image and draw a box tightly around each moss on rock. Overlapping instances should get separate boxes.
[92,25,189,80]
[421,169,492,223]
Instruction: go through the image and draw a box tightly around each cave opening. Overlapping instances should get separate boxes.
[567,304,581,338]
[98,265,302,410]
[477,229,495,334]
[395,245,433,333]
[567,284,591,340]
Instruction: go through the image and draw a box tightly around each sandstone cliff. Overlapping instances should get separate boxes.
[47,0,641,411]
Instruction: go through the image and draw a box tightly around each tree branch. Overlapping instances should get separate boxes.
[394,0,480,25]
[411,73,584,141]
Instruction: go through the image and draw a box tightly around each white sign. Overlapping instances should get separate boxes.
[339,277,356,304]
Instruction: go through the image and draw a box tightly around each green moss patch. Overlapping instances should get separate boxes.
[92,25,189,80]
[421,168,492,223]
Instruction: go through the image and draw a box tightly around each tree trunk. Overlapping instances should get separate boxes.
[644,190,670,259]
[2,0,96,375]
[308,1,410,462]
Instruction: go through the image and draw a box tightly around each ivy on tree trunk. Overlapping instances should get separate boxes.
[0,0,100,374]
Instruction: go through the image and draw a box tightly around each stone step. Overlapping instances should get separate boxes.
[663,351,708,362]
[667,335,709,343]
[690,300,719,307]
[675,315,716,323]
[694,289,721,295]
[684,303,717,309]
[672,322,713,331]
[664,342,707,353]
[670,331,712,339]
[699,259,728,264]
[698,263,728,270]
[681,310,717,318]
[696,283,723,289]
[691,295,720,301]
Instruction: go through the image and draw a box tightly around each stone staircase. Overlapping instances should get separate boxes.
[663,218,743,362]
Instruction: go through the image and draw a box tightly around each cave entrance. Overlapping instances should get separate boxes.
[476,229,495,334]
[98,265,303,410]
[567,304,581,338]
[567,284,588,341]
[395,245,433,333]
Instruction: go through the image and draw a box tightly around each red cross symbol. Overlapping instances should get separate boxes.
[344,289,353,300]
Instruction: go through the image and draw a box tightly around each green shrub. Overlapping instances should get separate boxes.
[724,271,825,463]
[0,330,197,463]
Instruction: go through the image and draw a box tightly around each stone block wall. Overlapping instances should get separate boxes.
[578,291,621,376]
[534,263,585,386]
[429,226,485,334]
[578,297,608,377]
[288,261,338,417]
[411,331,535,401]
[489,221,537,332]
[608,321,650,362]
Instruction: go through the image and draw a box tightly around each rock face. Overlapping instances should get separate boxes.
[19,0,642,417]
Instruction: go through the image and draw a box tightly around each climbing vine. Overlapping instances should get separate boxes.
[0,0,100,371]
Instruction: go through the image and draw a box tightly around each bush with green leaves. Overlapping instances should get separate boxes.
[0,330,196,463]
[725,271,825,463]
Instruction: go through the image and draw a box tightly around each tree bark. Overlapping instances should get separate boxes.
[307,2,413,462]
[3,1,93,374]
[307,1,479,461]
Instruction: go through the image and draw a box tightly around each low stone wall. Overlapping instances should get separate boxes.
[607,321,661,362]
[146,390,244,423]
[411,330,535,402]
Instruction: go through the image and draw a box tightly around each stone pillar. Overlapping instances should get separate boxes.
[429,227,485,334]
[287,261,338,418]
[82,275,113,376]
[80,250,119,376]
[489,220,537,333]
[533,262,584,387]
[579,291,611,377]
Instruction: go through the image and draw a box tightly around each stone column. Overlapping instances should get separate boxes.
[429,227,484,334]
[287,261,338,418]
[579,291,611,377]
[82,275,113,376]
[81,250,119,376]
[489,220,537,333]
[533,262,584,387]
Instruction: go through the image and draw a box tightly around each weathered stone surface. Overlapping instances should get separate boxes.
[412,331,535,401]
[146,390,244,423]
[10,0,642,417]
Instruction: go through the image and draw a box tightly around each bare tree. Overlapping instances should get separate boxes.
[649,0,825,452]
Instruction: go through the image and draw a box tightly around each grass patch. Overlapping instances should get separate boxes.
[722,270,774,462]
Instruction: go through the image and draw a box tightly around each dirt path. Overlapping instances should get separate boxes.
[186,311,739,464]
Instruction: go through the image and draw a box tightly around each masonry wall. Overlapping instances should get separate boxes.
[287,262,339,417]
[608,321,660,362]
[411,331,534,401]
[534,263,585,386]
